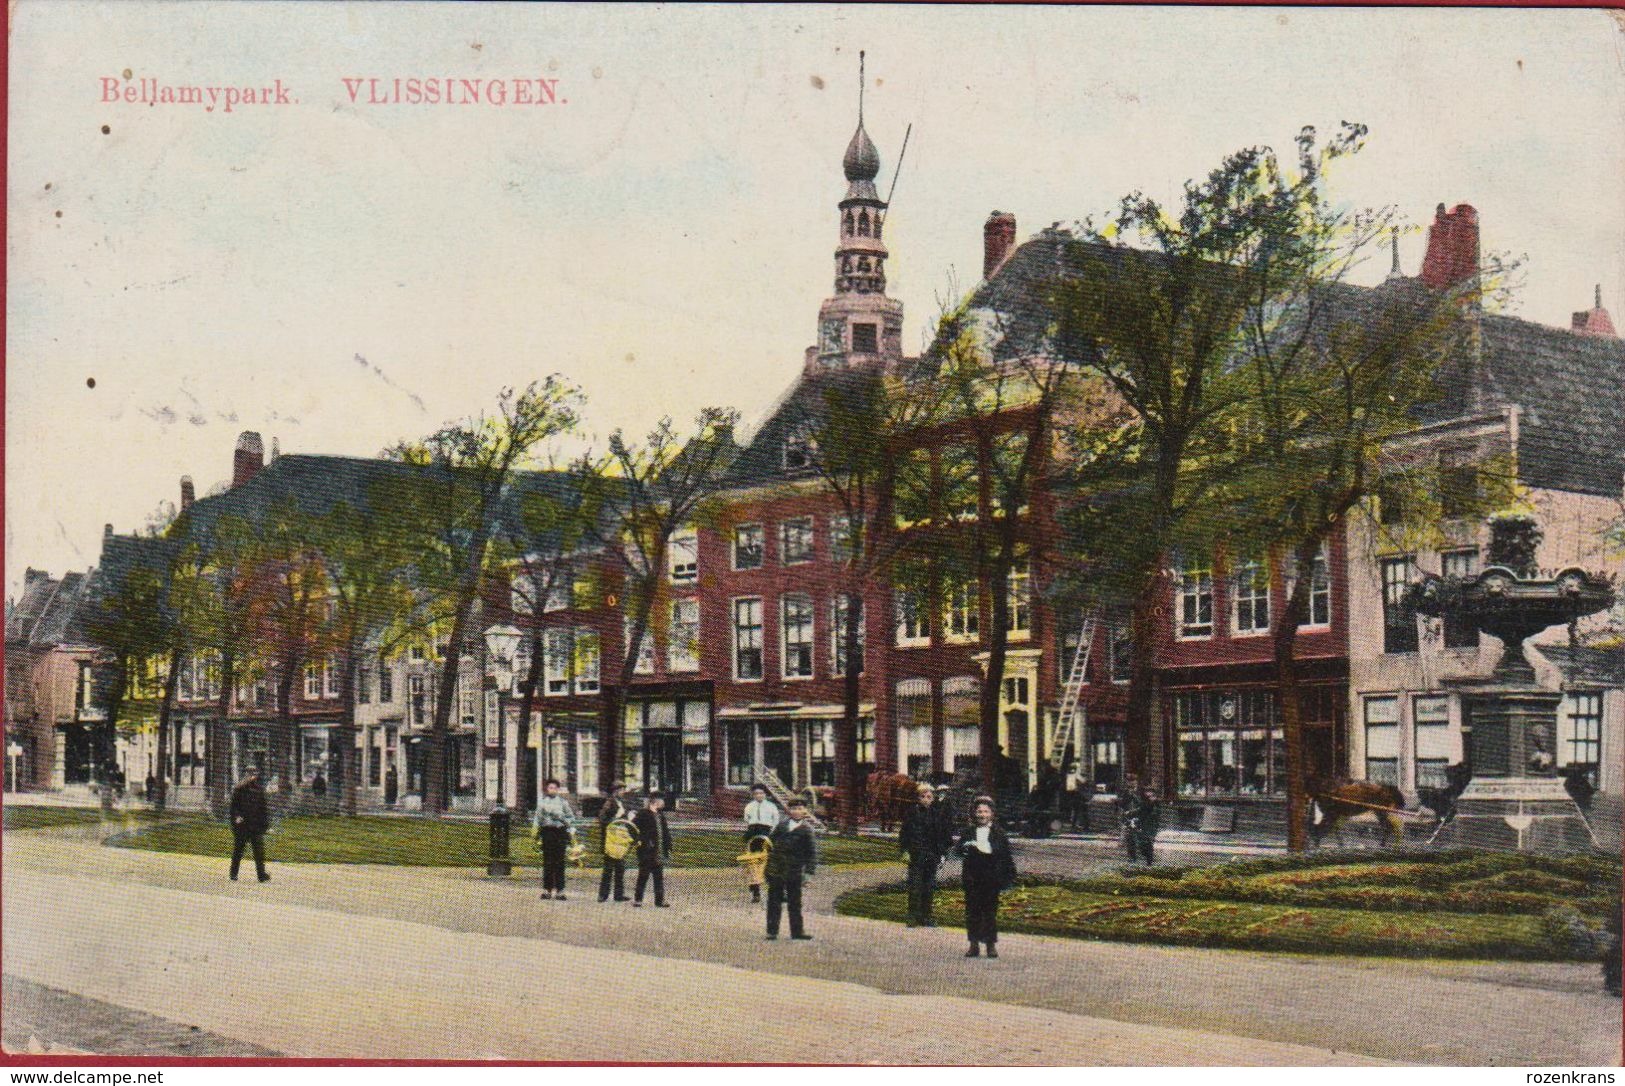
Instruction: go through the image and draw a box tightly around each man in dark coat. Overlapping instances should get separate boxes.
[597,781,632,903]
[956,798,1017,958]
[631,792,673,907]
[229,772,271,882]
[898,782,953,927]
[1122,784,1160,865]
[764,797,818,940]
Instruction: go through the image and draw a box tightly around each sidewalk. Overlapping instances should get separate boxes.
[3,821,1619,1064]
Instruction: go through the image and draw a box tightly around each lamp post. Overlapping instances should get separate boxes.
[483,623,522,809]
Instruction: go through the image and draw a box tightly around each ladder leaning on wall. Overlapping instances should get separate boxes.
[754,764,828,832]
[1048,613,1100,772]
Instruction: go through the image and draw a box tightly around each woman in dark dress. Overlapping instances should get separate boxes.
[955,799,1017,958]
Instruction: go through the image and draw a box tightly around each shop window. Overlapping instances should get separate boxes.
[1560,692,1603,787]
[1364,696,1400,786]
[1414,695,1452,789]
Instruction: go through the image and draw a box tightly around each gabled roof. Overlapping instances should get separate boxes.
[966,229,1625,498]
[5,568,99,649]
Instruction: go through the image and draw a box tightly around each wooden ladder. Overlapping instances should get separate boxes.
[1048,613,1100,770]
[755,765,827,832]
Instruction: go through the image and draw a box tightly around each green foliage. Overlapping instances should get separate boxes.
[838,848,1620,960]
[1486,513,1543,576]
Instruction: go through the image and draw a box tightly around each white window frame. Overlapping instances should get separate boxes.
[668,598,701,673]
[832,596,864,676]
[942,580,980,644]
[627,618,656,675]
[781,594,815,679]
[511,572,536,616]
[573,628,600,694]
[1288,545,1332,629]
[1413,694,1452,789]
[543,628,572,696]
[1007,559,1032,639]
[733,597,764,681]
[304,661,323,699]
[781,517,815,565]
[732,524,764,571]
[895,589,929,647]
[830,514,858,564]
[669,527,699,583]
[1231,558,1270,637]
[1363,695,1400,786]
[1177,563,1214,639]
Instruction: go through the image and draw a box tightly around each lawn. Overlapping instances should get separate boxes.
[1,805,161,831]
[836,849,1621,961]
[110,815,902,869]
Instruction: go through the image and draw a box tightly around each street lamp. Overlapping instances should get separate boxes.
[483,623,522,809]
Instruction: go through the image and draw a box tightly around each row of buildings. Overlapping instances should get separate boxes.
[8,94,1622,833]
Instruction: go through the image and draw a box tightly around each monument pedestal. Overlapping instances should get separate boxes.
[1429,775,1598,851]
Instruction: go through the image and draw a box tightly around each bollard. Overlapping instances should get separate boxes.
[488,805,512,878]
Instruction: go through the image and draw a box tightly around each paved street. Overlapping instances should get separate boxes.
[2,816,1620,1064]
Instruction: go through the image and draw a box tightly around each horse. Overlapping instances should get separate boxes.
[1416,762,1473,826]
[864,770,917,833]
[1309,778,1407,848]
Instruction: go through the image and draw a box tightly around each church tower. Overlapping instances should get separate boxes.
[810,53,904,372]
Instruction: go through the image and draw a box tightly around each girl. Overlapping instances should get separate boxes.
[533,779,578,900]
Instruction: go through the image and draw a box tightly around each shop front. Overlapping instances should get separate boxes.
[720,705,875,793]
[622,686,712,799]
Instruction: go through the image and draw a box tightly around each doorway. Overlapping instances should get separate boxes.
[643,730,683,796]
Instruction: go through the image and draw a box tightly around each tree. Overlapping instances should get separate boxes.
[1226,211,1520,849]
[379,379,582,813]
[83,536,176,812]
[573,408,740,791]
[1050,125,1374,792]
[776,368,947,830]
[310,499,428,814]
[929,298,1094,795]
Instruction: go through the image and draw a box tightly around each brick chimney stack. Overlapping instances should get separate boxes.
[180,476,195,512]
[232,431,265,489]
[1570,283,1617,338]
[984,211,1017,280]
[1419,203,1480,291]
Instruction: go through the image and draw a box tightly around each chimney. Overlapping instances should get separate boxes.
[24,568,49,587]
[179,475,195,512]
[104,524,113,539]
[1570,283,1618,338]
[232,431,265,488]
[983,211,1017,280]
[270,436,281,461]
[1419,203,1480,291]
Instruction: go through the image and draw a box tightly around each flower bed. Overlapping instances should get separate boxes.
[835,850,1620,961]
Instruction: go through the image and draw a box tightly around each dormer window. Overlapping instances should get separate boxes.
[851,323,878,354]
[784,425,816,471]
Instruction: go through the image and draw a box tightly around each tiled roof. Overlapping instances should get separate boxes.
[965,230,1625,498]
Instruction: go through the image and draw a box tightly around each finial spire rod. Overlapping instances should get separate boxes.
[859,50,865,125]
[1390,226,1401,276]
[1597,283,1603,309]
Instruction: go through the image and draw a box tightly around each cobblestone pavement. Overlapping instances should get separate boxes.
[2,976,279,1057]
[2,818,1619,1064]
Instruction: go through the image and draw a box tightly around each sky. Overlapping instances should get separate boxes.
[7,3,1624,599]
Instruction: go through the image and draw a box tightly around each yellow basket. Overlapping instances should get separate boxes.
[736,835,771,887]
[603,818,638,862]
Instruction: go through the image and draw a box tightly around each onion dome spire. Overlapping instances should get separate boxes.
[843,51,880,182]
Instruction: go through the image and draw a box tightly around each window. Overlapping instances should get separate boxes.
[941,443,979,521]
[573,629,600,694]
[1288,546,1332,627]
[1441,548,1480,649]
[784,425,817,471]
[1177,563,1214,638]
[410,643,425,662]
[781,517,814,564]
[895,589,928,646]
[1108,623,1132,684]
[367,729,381,786]
[513,641,532,696]
[460,679,477,726]
[358,666,372,705]
[511,573,536,616]
[544,628,572,695]
[830,514,858,564]
[1007,559,1032,637]
[782,594,815,679]
[669,527,698,583]
[1171,689,1282,797]
[1560,692,1603,786]
[543,572,573,613]
[809,722,836,786]
[832,596,864,676]
[547,728,571,782]
[1414,695,1452,789]
[727,724,755,786]
[326,656,342,698]
[733,524,764,570]
[1363,696,1400,786]
[378,655,393,703]
[627,619,655,675]
[484,691,501,744]
[734,598,764,680]
[1232,558,1270,635]
[895,679,932,779]
[943,581,980,642]
[851,323,878,354]
[575,727,599,794]
[668,599,700,673]
[1381,556,1418,653]
[856,716,876,772]
[409,674,427,728]
[305,662,323,699]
